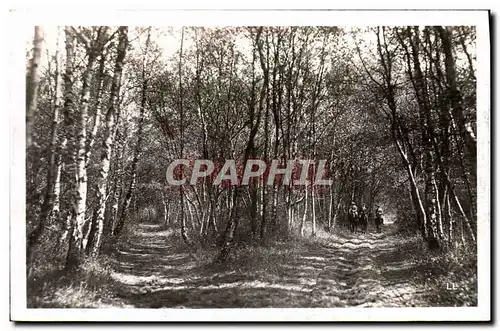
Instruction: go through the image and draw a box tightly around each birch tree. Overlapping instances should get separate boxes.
[82,26,128,258]
[26,26,44,148]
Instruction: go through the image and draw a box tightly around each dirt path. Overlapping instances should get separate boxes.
[108,223,434,308]
[310,231,429,307]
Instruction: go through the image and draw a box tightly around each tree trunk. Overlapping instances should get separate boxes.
[436,26,476,167]
[27,29,60,271]
[113,80,147,236]
[113,29,151,238]
[162,191,170,226]
[66,34,102,267]
[26,26,44,149]
[311,181,316,236]
[217,189,241,262]
[300,186,308,237]
[106,129,125,236]
[446,194,453,244]
[328,176,334,231]
[56,34,75,267]
[84,27,128,259]
[249,184,258,236]
[177,27,190,245]
[85,51,108,167]
[393,124,427,239]
[402,26,442,248]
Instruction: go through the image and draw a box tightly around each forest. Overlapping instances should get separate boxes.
[25,25,478,308]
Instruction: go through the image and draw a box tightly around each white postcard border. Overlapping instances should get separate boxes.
[9,9,491,322]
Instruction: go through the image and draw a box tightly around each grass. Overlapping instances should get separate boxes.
[377,233,477,306]
[163,220,338,274]
[27,256,128,308]
[417,244,477,306]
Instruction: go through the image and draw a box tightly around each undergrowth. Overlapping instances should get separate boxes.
[380,232,477,306]
[417,242,477,306]
[27,255,126,308]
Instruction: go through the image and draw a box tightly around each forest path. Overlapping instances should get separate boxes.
[309,230,430,307]
[108,222,433,308]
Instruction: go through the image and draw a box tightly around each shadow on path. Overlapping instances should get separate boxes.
[108,223,436,308]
